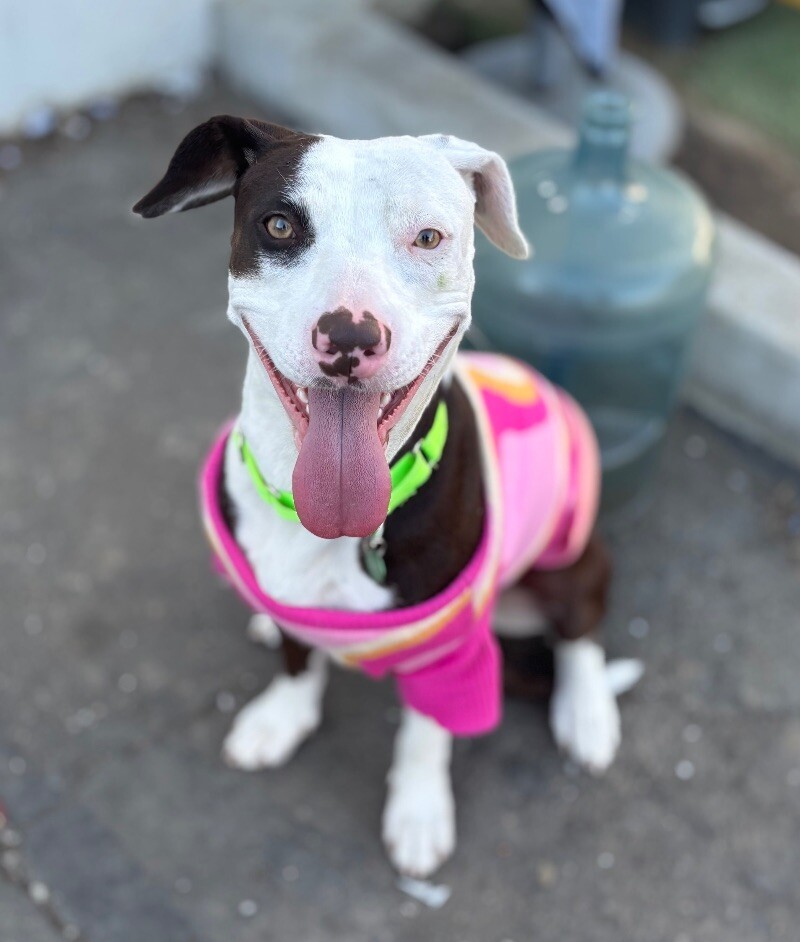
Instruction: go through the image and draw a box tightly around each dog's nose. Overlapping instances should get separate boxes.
[311,307,392,381]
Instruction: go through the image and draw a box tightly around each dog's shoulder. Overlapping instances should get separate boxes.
[382,375,485,606]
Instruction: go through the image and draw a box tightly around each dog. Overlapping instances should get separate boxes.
[134,117,642,878]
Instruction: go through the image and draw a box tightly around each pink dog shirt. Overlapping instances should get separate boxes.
[200,353,600,736]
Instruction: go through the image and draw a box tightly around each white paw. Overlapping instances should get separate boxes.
[382,770,456,878]
[223,658,326,770]
[550,640,621,775]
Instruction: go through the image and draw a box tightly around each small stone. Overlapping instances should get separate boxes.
[548,195,568,213]
[63,925,81,941]
[713,633,733,654]
[238,899,258,918]
[628,616,650,639]
[396,876,451,909]
[537,179,557,198]
[117,673,138,694]
[2,849,22,871]
[70,707,97,730]
[537,861,558,887]
[282,865,299,882]
[1,829,22,848]
[174,876,192,894]
[8,756,27,776]
[29,881,50,904]
[682,724,702,744]
[0,145,23,171]
[399,900,419,918]
[675,760,695,781]
[684,435,707,459]
[597,851,615,870]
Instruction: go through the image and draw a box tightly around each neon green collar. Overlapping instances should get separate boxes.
[233,400,449,524]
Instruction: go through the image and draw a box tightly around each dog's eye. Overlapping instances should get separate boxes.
[414,228,442,250]
[265,215,295,239]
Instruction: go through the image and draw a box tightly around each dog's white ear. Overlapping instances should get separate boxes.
[133,116,309,218]
[420,134,530,259]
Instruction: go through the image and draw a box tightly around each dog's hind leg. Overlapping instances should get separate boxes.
[519,534,641,775]
[223,632,327,770]
[382,708,455,878]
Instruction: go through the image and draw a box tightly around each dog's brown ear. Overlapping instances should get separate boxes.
[133,116,304,218]
[419,134,530,260]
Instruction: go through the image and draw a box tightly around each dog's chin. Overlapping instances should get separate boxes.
[243,320,459,539]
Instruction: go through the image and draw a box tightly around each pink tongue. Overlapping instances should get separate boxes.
[293,386,390,539]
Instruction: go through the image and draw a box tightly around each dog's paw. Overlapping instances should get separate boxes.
[246,613,282,648]
[382,770,455,878]
[550,640,621,775]
[223,660,326,770]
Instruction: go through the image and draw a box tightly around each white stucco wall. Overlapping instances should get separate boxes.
[0,0,216,134]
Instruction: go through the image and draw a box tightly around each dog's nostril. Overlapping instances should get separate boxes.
[363,349,375,357]
[327,345,339,355]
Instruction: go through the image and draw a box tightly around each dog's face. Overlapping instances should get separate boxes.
[135,117,527,539]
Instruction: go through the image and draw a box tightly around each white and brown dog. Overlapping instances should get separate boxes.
[134,117,641,878]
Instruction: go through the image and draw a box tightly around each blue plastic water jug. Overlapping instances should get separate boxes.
[472,91,716,513]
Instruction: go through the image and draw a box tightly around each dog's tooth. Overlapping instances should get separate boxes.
[296,387,308,404]
[380,392,391,408]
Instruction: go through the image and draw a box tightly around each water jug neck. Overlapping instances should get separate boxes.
[572,92,631,184]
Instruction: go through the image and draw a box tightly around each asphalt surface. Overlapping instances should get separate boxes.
[1,86,800,942]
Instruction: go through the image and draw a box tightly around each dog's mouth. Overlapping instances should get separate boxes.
[244,320,457,539]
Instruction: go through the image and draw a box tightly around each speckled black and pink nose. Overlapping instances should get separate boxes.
[311,307,392,381]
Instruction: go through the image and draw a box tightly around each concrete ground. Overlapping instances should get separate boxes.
[1,87,800,942]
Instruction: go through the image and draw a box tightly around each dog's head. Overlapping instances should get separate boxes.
[134,117,528,539]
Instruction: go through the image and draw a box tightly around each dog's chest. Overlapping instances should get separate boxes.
[224,437,395,612]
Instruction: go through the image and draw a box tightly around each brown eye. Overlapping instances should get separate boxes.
[414,228,442,249]
[265,215,294,239]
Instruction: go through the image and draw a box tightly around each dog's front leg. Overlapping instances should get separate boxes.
[522,535,640,774]
[223,629,327,770]
[382,708,455,878]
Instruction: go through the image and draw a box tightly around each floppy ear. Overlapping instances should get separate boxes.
[420,134,529,259]
[132,115,306,218]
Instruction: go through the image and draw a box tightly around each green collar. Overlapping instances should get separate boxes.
[233,399,449,525]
